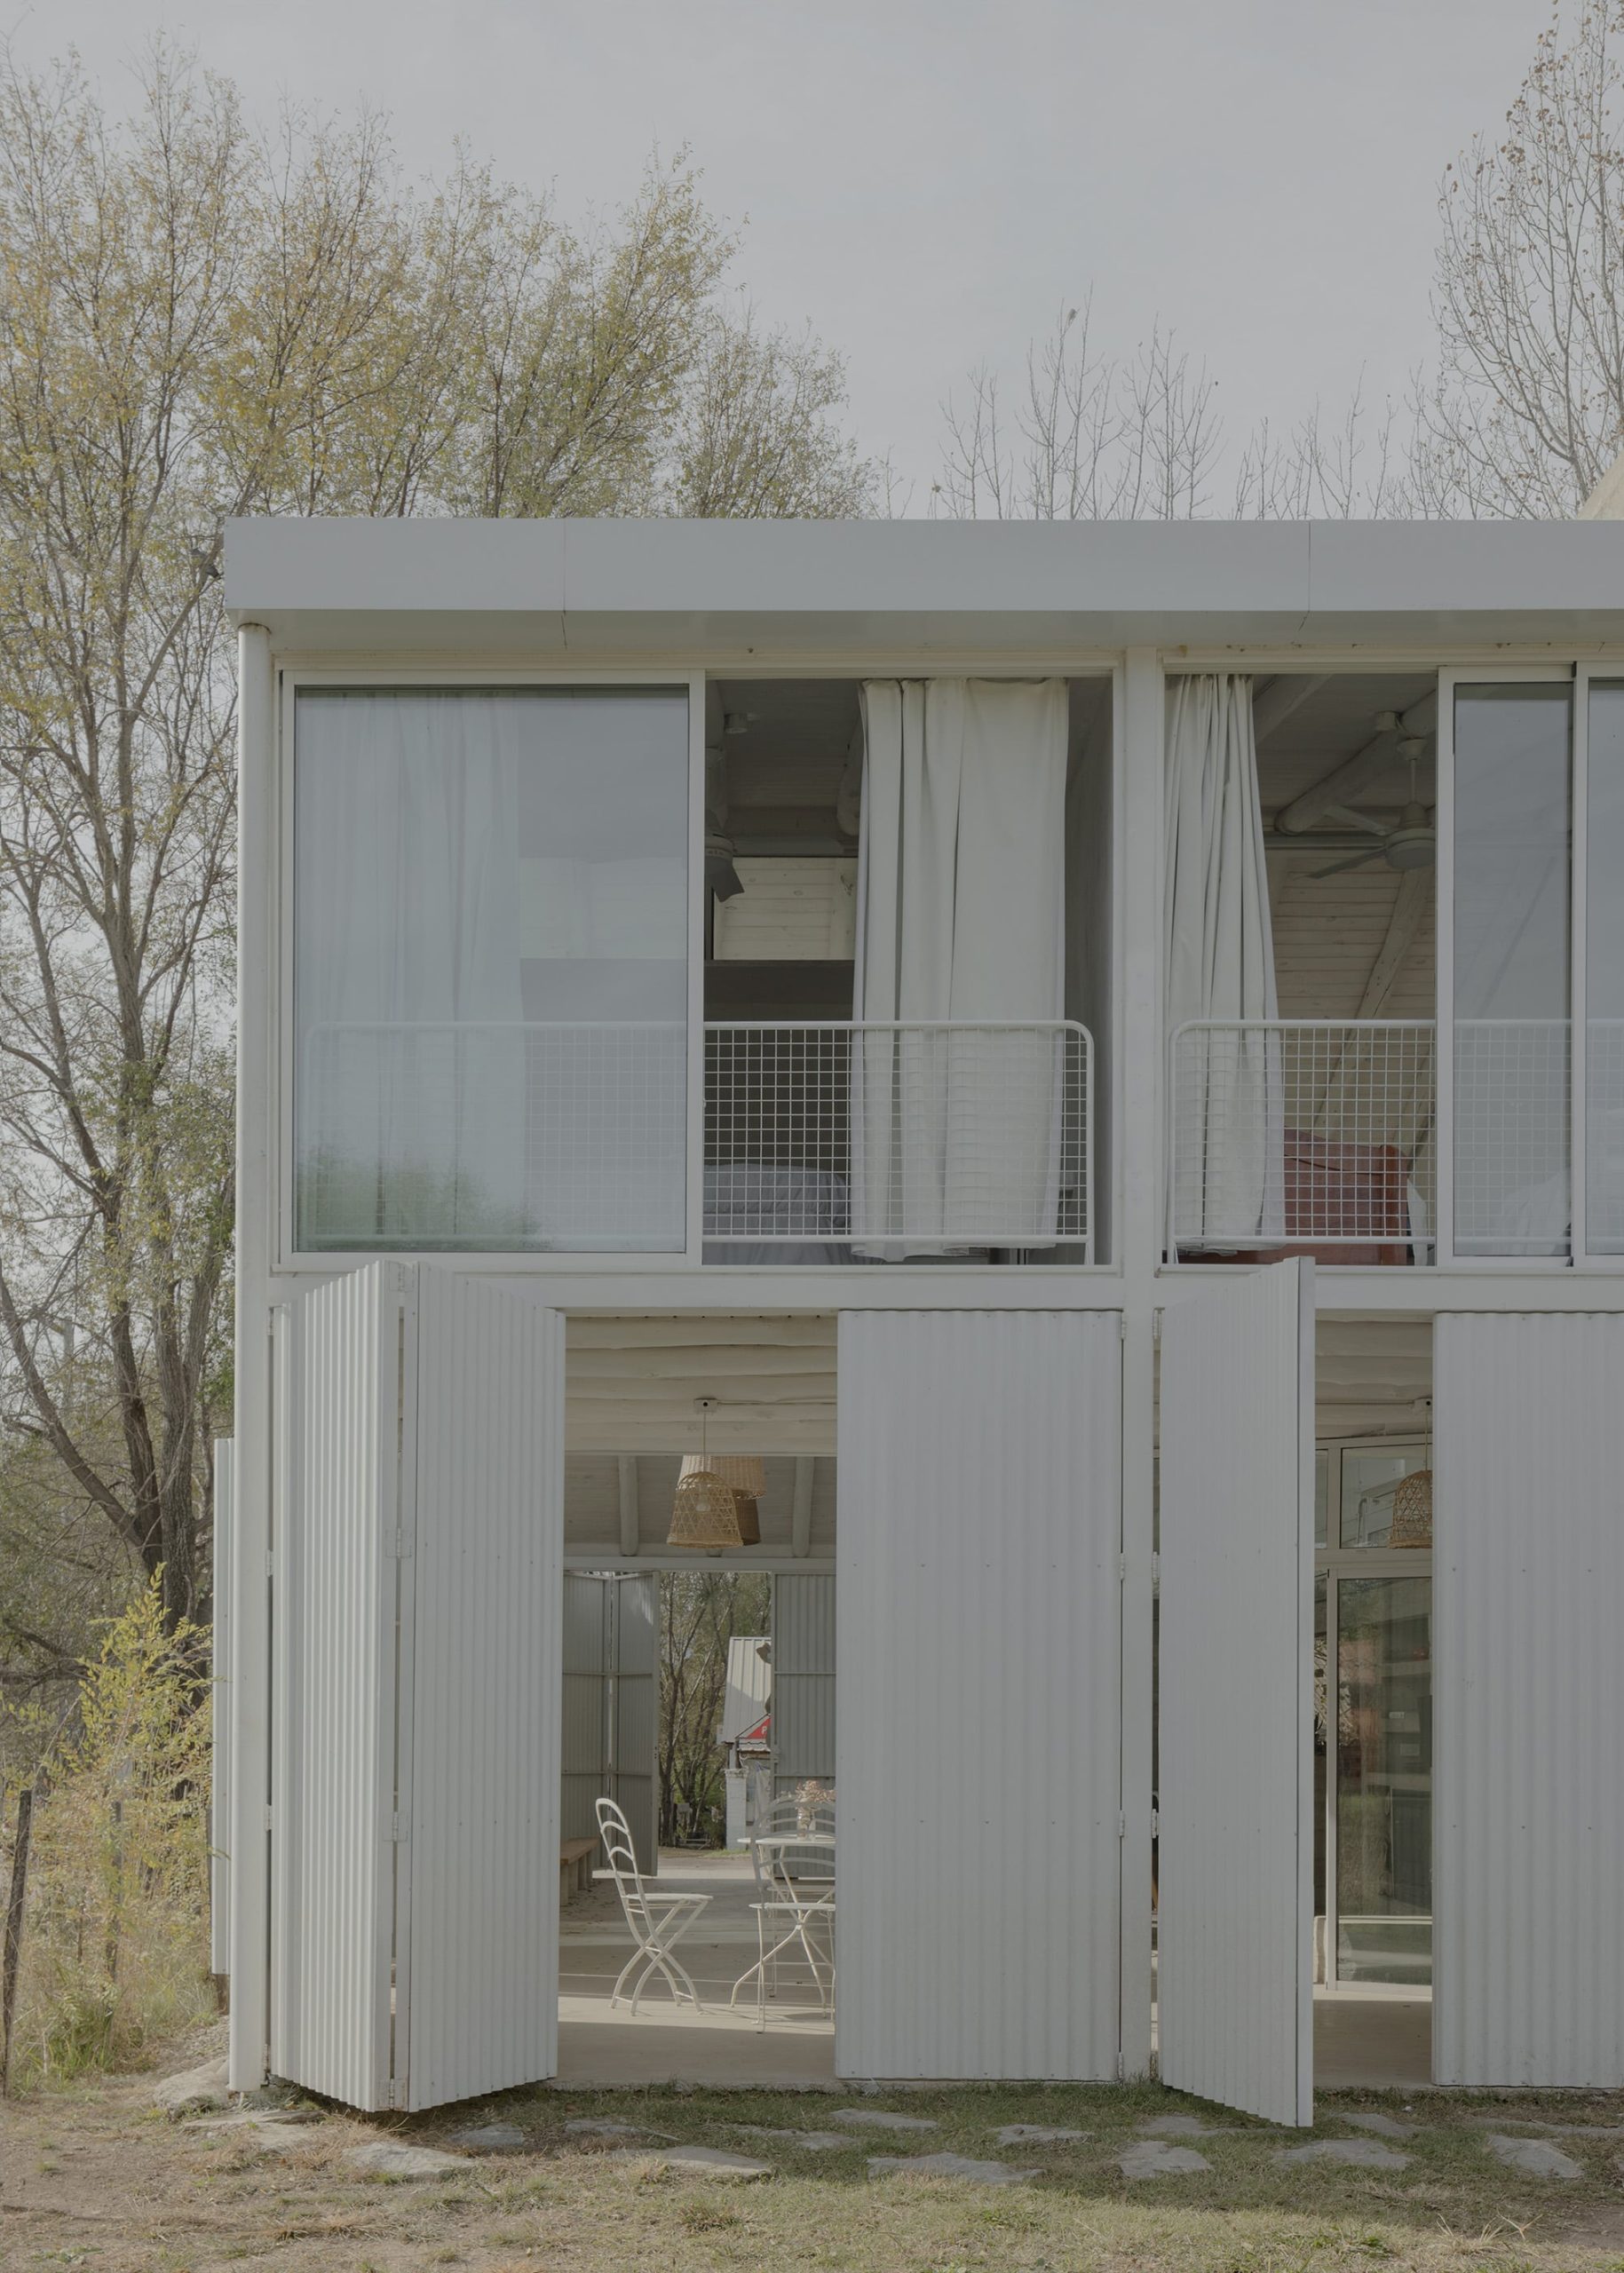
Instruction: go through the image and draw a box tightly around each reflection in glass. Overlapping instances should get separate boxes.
[1335,1575,1432,1985]
[1340,1446,1431,1549]
[294,687,690,1252]
[1453,685,1571,1256]
[1587,681,1624,1251]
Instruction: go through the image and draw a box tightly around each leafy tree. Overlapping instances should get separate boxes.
[658,1571,769,1846]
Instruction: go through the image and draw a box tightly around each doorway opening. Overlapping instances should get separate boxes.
[555,1314,838,2087]
[1312,1316,1434,2089]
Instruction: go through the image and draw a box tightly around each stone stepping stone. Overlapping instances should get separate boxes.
[563,2118,673,2142]
[1119,2140,1210,2177]
[154,2057,231,2115]
[1483,2134,1583,2180]
[606,2144,770,2179]
[1279,2139,1409,2170]
[1334,2112,1419,2140]
[829,2107,939,2133]
[444,2122,527,2152]
[348,2141,468,2179]
[738,2126,853,2151]
[868,2151,1037,2185]
[183,2108,321,2136]
[1138,2114,1226,2138]
[995,2124,1089,2146]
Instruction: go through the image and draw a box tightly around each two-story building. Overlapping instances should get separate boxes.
[215,516,1624,2125]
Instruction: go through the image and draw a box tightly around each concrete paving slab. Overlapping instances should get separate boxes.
[1138,2114,1227,2137]
[737,2126,853,2150]
[562,2119,673,2142]
[444,2122,528,2151]
[830,2108,939,2133]
[995,2124,1089,2146]
[1119,2140,1210,2176]
[1483,2134,1584,2180]
[1279,2138,1410,2169]
[348,2142,469,2179]
[868,2151,1038,2184]
[606,2144,771,2178]
[1334,2111,1420,2140]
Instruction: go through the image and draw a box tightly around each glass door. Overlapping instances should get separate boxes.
[1317,1442,1433,1992]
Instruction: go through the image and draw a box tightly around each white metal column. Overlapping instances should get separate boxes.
[1434,1313,1624,2085]
[210,1438,234,1979]
[836,1310,1123,2080]
[1158,1258,1315,2126]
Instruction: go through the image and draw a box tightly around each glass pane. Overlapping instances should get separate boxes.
[1453,685,1571,1256]
[1587,681,1624,1252]
[293,686,689,1252]
[1340,1447,1431,1549]
[1335,1574,1432,1985]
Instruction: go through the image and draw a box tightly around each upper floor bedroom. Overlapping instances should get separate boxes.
[227,515,1624,1277]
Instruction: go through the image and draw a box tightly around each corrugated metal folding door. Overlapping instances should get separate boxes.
[1433,1314,1624,2086]
[561,1575,609,1848]
[610,1574,660,1873]
[210,1438,234,1978]
[836,1311,1122,2080]
[1158,1259,1314,2127]
[772,1575,836,1794]
[400,1268,563,2110]
[270,1263,400,2109]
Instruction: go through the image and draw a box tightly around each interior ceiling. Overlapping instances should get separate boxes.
[566,1313,836,1454]
[716,679,858,850]
[1315,1318,1432,1440]
[1255,673,1437,824]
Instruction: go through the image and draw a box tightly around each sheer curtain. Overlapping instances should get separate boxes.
[852,677,1069,1255]
[296,691,527,1247]
[1164,675,1283,1247]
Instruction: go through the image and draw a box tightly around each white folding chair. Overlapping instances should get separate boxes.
[730,1802,836,2030]
[594,1796,710,2014]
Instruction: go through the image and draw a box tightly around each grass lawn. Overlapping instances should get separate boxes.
[4,2031,1624,2270]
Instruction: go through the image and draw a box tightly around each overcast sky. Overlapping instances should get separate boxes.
[12,0,1558,503]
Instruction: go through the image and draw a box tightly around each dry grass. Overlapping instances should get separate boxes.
[4,2026,1624,2271]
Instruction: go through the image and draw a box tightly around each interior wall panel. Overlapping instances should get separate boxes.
[772,1574,836,1792]
[836,1310,1122,2080]
[1434,1314,1624,2087]
[403,1271,562,2109]
[1159,1259,1313,2127]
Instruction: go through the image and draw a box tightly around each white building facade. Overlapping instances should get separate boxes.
[220,518,1624,2125]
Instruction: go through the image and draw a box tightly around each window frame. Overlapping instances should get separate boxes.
[274,668,708,1273]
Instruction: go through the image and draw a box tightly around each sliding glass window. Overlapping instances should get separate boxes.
[1587,681,1624,1253]
[292,686,689,1254]
[1452,684,1572,1257]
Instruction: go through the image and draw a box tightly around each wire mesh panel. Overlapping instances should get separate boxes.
[297,1021,686,1252]
[1169,1022,1437,1262]
[1588,1019,1624,1254]
[1453,1018,1570,1257]
[704,1021,1091,1255]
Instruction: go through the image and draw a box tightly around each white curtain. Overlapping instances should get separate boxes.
[852,678,1069,1255]
[1164,675,1283,1246]
[295,690,527,1247]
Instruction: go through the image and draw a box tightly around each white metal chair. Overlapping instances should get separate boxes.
[594,1796,710,2015]
[731,1800,836,2030]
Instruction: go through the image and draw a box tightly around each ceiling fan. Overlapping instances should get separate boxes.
[1311,741,1435,879]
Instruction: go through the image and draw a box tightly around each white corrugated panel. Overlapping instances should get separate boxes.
[560,1576,608,1847]
[772,1574,836,1790]
[1434,1314,1624,2086]
[401,1269,562,2110]
[271,1263,399,2110]
[836,1311,1122,2080]
[210,1439,234,1977]
[1158,1259,1314,2126]
[611,1574,660,1873]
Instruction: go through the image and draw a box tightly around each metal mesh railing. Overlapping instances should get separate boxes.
[1454,1018,1569,1256]
[705,1021,1092,1254]
[1169,1022,1437,1261]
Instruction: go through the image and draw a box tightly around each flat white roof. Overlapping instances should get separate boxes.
[225,514,1624,655]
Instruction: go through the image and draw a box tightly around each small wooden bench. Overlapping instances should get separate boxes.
[559,1836,598,1909]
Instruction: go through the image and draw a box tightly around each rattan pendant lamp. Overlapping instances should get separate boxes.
[667,1400,763,1550]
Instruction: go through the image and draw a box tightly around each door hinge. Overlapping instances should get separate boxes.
[1152,1311,1163,1344]
[264,1803,274,1833]
[392,1525,413,1558]
[1117,1552,1127,1583]
[1151,1549,1161,1595]
[265,1548,275,1580]
[392,1810,410,1844]
[1117,1811,1127,1839]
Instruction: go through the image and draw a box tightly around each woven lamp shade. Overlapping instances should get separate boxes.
[681,1453,768,1498]
[1390,1468,1433,1548]
[667,1468,747,1550]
